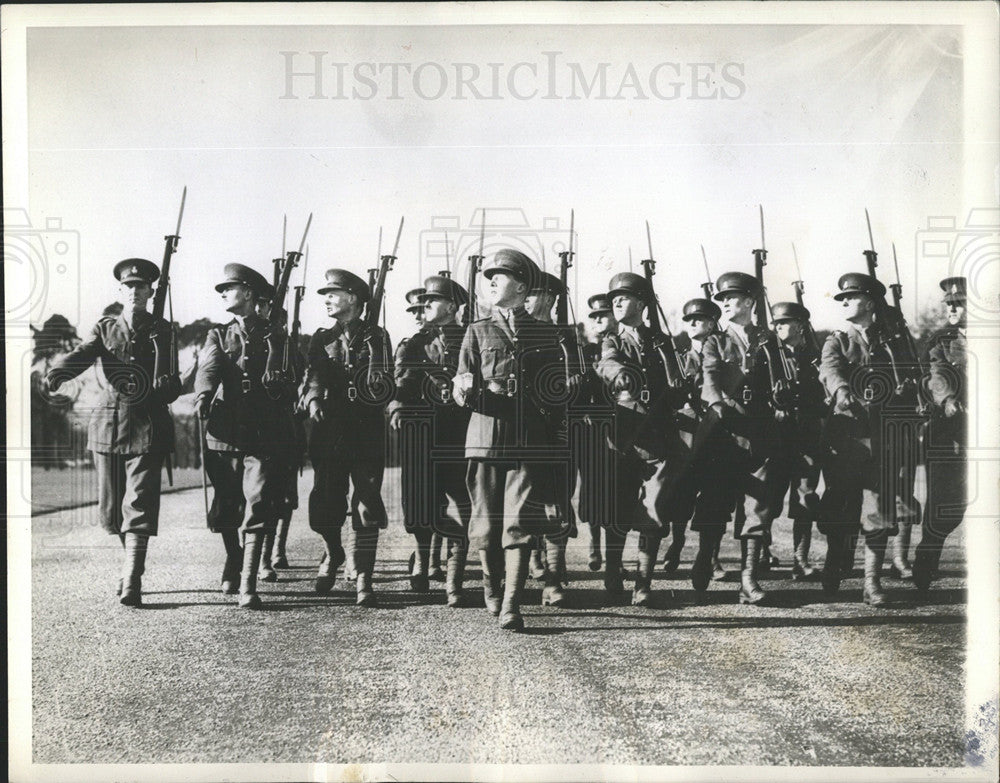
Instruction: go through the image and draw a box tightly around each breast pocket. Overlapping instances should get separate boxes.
[480,347,508,380]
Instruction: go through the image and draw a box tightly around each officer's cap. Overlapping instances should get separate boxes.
[607,272,651,303]
[257,282,275,303]
[317,269,370,302]
[834,272,886,301]
[215,263,270,298]
[114,258,160,286]
[712,272,760,301]
[682,298,722,322]
[770,301,811,323]
[528,271,566,298]
[405,287,426,313]
[482,248,539,288]
[587,293,612,317]
[940,276,967,303]
[419,275,469,306]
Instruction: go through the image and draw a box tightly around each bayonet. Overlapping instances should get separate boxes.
[174,186,187,238]
[700,244,714,299]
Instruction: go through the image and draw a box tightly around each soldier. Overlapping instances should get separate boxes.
[694,272,796,605]
[662,297,724,579]
[597,272,689,606]
[194,263,297,609]
[914,277,968,591]
[303,269,394,607]
[578,293,618,572]
[454,248,569,631]
[405,287,426,327]
[818,273,922,606]
[47,259,180,606]
[391,275,473,605]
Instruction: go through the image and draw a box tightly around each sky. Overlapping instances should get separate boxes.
[15,20,982,340]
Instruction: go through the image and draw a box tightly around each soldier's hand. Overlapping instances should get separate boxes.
[943,398,962,418]
[453,373,474,406]
[389,409,403,431]
[774,409,789,422]
[308,399,324,422]
[196,393,212,420]
[566,373,584,394]
[833,386,855,412]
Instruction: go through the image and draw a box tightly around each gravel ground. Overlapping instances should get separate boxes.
[31,467,966,767]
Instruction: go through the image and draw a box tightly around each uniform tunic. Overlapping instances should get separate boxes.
[47,311,177,536]
[392,321,472,540]
[817,323,922,537]
[457,307,568,551]
[302,318,394,537]
[572,340,616,526]
[195,314,296,535]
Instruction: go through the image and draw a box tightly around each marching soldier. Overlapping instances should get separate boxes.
[914,277,969,591]
[662,297,725,580]
[303,269,394,607]
[391,275,473,605]
[47,259,181,606]
[597,272,689,606]
[454,248,569,631]
[578,293,618,571]
[818,273,922,606]
[194,263,297,608]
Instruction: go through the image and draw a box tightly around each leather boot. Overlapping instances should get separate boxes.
[260,532,277,582]
[429,532,445,582]
[273,517,290,568]
[711,534,727,580]
[221,529,243,595]
[409,534,431,593]
[863,533,888,607]
[912,541,937,593]
[499,546,530,631]
[890,524,914,579]
[116,534,126,596]
[632,535,659,606]
[239,532,263,609]
[479,548,503,616]
[315,533,346,594]
[541,538,567,607]
[529,541,546,581]
[691,530,715,592]
[821,533,844,596]
[588,524,602,571]
[662,522,684,575]
[119,532,148,607]
[446,543,467,608]
[792,518,815,580]
[603,530,626,596]
[356,571,376,607]
[739,538,766,605]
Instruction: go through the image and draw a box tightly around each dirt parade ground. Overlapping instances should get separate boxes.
[29,466,967,769]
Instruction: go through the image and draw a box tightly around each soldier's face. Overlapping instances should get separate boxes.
[409,308,424,326]
[423,297,455,325]
[612,294,643,324]
[488,272,525,308]
[525,292,555,320]
[946,301,966,327]
[119,281,152,312]
[256,299,271,319]
[775,320,804,345]
[323,289,355,318]
[841,293,872,322]
[720,293,752,322]
[685,316,714,340]
[589,313,613,338]
[220,283,254,315]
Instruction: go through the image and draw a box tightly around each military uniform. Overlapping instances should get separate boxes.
[597,273,690,605]
[391,275,473,604]
[304,269,394,606]
[818,273,923,606]
[195,263,297,608]
[914,277,969,590]
[456,248,568,630]
[47,258,179,606]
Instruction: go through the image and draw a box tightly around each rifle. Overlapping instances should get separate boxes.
[463,210,486,327]
[290,245,308,474]
[368,226,382,297]
[791,242,821,353]
[862,210,928,412]
[150,187,186,390]
[440,230,452,278]
[362,216,402,395]
[700,245,714,299]
[263,213,311,390]
[556,210,588,384]
[751,206,799,412]
[640,221,689,405]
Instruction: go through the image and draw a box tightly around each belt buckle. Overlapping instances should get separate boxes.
[864,387,874,402]
[125,377,137,395]
[507,376,517,395]
[441,387,451,403]
[348,385,358,401]
[241,378,252,393]
[640,388,650,404]
[742,387,753,403]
